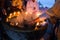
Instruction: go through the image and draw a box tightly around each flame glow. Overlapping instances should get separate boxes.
[25,12,28,15]
[36,12,42,17]
[36,22,40,26]
[12,0,22,9]
[6,11,20,22]
[35,26,38,30]
[35,22,40,30]
[6,0,48,28]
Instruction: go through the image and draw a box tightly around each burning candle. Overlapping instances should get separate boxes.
[36,12,42,17]
[8,13,12,18]
[36,22,40,26]
[17,11,20,14]
[25,12,28,15]
[35,22,40,30]
[13,12,16,16]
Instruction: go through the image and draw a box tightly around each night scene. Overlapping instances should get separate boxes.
[0,0,60,40]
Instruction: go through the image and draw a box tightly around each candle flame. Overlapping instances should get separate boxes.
[8,13,12,18]
[34,22,40,30]
[36,22,40,26]
[35,26,38,30]
[12,0,22,9]
[6,11,20,22]
[25,12,28,15]
[36,12,42,17]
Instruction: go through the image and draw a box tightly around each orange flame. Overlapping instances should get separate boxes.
[12,0,22,9]
[36,12,42,17]
[6,11,20,22]
[35,22,40,30]
[35,26,38,30]
[36,22,40,26]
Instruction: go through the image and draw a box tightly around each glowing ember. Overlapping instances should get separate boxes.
[8,13,12,18]
[6,0,48,29]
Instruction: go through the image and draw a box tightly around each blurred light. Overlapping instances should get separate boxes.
[35,22,40,30]
[40,21,47,26]
[16,22,18,25]
[25,12,28,15]
[13,12,16,16]
[35,26,38,30]
[37,0,55,8]
[36,22,40,26]
[9,13,12,18]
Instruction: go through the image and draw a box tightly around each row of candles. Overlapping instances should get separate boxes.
[6,11,47,30]
[6,11,42,22]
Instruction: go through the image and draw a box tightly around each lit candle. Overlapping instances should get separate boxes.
[35,22,40,30]
[13,12,16,16]
[25,12,28,15]
[17,11,20,16]
[16,22,18,25]
[9,13,12,18]
[36,12,42,17]
[36,22,40,26]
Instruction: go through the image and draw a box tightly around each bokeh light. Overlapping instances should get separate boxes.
[37,0,55,8]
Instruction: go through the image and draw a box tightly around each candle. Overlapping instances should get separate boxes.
[35,22,40,30]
